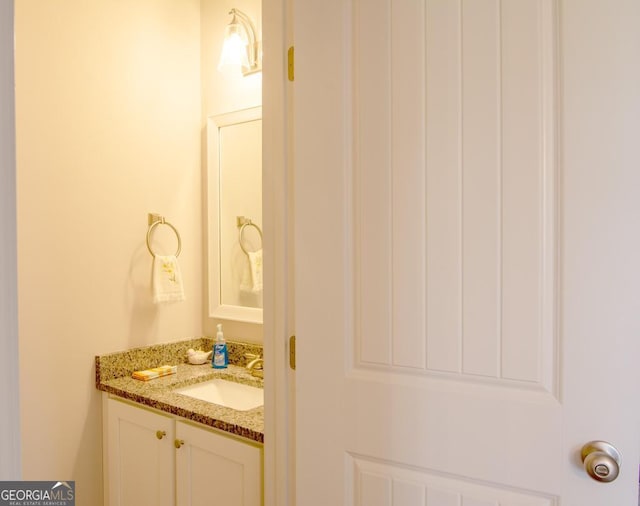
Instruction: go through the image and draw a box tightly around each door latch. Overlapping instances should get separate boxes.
[287,46,295,82]
[289,335,296,370]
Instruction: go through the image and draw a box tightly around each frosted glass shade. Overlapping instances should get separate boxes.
[218,24,250,71]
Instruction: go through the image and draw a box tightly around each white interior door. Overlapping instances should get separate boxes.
[294,0,640,504]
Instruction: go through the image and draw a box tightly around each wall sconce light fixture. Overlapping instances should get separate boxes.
[218,8,261,76]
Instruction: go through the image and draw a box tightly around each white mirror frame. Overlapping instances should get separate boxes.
[206,106,263,324]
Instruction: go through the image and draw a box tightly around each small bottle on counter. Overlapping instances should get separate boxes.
[212,323,228,369]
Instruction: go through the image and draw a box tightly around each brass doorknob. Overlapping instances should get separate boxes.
[581,441,621,483]
[156,430,166,440]
[174,439,185,449]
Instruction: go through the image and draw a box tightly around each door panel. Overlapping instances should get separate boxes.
[352,456,554,506]
[175,422,262,506]
[352,0,556,388]
[106,400,175,506]
[294,0,640,504]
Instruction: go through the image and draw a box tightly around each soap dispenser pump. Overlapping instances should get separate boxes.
[212,324,228,369]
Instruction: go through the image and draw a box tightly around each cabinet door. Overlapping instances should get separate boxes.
[106,399,175,506]
[175,421,262,506]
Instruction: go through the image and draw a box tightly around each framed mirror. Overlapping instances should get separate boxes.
[207,107,262,324]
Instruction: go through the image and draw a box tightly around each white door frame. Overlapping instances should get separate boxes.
[0,0,22,480]
[263,0,295,505]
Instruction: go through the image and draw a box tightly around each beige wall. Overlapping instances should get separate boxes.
[15,1,202,503]
[201,0,263,341]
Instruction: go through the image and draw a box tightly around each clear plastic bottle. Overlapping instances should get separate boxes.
[212,323,228,369]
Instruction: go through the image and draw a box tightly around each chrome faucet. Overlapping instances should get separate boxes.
[245,354,264,378]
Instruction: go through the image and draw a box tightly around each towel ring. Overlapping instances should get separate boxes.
[239,220,263,256]
[146,217,182,258]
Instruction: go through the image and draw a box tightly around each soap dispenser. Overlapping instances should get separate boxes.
[212,324,228,369]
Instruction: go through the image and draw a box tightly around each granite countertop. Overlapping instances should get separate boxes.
[96,337,264,443]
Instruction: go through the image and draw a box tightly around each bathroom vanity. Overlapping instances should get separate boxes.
[96,338,264,506]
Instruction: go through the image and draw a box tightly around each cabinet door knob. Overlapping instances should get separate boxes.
[156,430,166,440]
[174,439,185,449]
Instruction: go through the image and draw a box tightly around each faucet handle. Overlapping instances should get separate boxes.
[246,356,264,370]
[245,355,264,379]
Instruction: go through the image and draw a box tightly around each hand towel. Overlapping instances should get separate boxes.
[247,249,263,293]
[132,365,177,381]
[152,255,185,304]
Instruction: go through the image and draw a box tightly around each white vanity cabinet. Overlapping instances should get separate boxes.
[104,397,175,506]
[175,421,262,505]
[103,396,263,506]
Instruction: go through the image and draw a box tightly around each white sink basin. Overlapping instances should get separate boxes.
[174,379,263,411]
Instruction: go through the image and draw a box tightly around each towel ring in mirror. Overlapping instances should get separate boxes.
[238,218,263,256]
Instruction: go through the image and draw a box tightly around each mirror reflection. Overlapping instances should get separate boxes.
[207,107,262,323]
[219,119,262,308]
